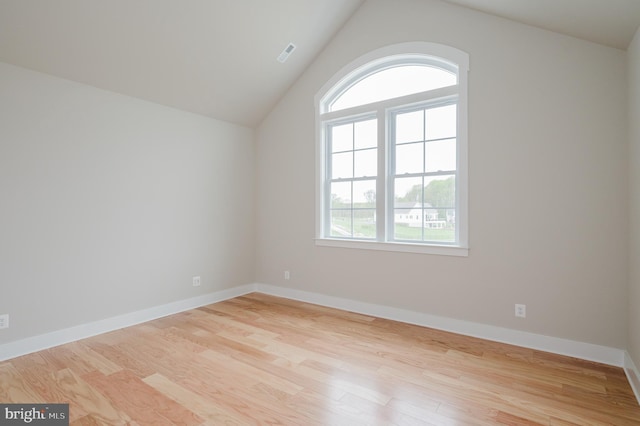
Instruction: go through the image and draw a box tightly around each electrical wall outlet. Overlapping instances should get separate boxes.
[0,314,9,329]
[192,276,201,287]
[284,270,290,280]
[515,304,526,318]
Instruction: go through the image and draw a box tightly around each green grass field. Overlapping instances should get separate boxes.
[331,218,454,242]
[394,224,454,242]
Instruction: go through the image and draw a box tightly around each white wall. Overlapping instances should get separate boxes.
[0,62,255,344]
[629,27,640,367]
[255,0,629,348]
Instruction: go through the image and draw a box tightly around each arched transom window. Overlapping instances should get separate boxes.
[315,42,469,256]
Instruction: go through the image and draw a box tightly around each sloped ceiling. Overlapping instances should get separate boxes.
[443,0,640,50]
[0,0,638,127]
[0,0,364,127]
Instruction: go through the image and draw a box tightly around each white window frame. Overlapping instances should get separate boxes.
[315,42,469,256]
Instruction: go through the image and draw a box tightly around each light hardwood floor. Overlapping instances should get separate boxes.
[1,293,639,425]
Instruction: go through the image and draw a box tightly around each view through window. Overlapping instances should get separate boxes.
[316,43,469,256]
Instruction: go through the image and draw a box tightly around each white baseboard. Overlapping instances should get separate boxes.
[254,283,625,367]
[0,282,627,375]
[0,284,255,362]
[625,351,640,405]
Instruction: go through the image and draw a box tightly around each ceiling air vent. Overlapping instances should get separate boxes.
[277,43,297,63]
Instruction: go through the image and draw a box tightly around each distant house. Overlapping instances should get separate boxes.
[394,202,453,228]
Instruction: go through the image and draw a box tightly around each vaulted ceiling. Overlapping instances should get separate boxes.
[443,0,640,51]
[0,0,364,127]
[0,0,638,127]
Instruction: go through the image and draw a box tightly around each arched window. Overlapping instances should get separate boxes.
[315,42,469,256]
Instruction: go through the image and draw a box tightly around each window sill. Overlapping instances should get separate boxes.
[315,238,469,257]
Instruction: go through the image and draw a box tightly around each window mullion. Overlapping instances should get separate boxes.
[351,124,355,237]
[324,124,332,237]
[385,111,396,241]
[376,108,386,242]
[420,110,425,242]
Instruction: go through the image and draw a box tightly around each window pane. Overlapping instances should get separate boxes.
[395,143,423,175]
[330,65,456,112]
[354,119,377,149]
[424,208,439,222]
[354,148,377,178]
[425,104,456,140]
[396,110,423,144]
[354,209,376,239]
[424,208,455,242]
[331,152,353,179]
[424,175,455,208]
[353,179,376,208]
[394,208,422,241]
[331,181,351,208]
[330,210,351,237]
[425,138,456,173]
[394,176,422,204]
[331,123,353,152]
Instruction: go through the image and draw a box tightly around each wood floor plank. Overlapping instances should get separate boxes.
[43,366,133,424]
[69,414,110,426]
[84,341,156,379]
[66,341,123,376]
[385,398,447,426]
[198,348,304,396]
[1,292,639,425]
[0,363,45,403]
[81,370,203,425]
[10,353,93,420]
[143,373,246,425]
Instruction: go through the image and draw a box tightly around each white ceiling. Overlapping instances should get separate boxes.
[443,0,640,50]
[0,0,638,127]
[0,0,364,127]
